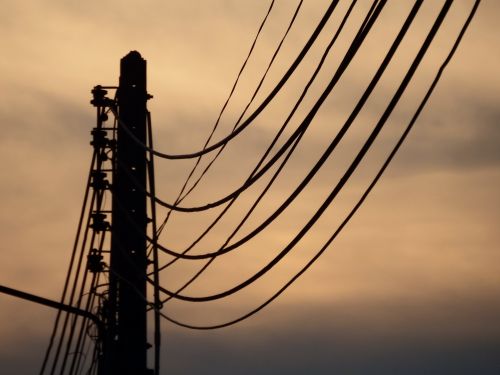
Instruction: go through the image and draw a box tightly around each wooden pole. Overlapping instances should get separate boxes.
[105,51,149,375]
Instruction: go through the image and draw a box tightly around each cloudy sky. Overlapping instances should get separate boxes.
[1,1,499,374]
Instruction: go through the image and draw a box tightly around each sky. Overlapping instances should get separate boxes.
[1,1,499,374]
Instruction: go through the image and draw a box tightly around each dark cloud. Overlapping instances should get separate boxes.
[4,291,500,375]
[163,292,500,375]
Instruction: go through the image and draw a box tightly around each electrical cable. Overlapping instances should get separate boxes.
[152,0,360,270]
[111,1,341,160]
[148,1,303,262]
[66,232,108,375]
[143,1,350,214]
[150,0,384,263]
[146,107,161,375]
[50,164,107,375]
[39,152,96,375]
[172,0,304,209]
[159,0,478,328]
[61,187,108,375]
[152,0,396,302]
[42,106,112,375]
[166,0,279,214]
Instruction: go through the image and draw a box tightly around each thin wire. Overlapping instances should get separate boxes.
[146,111,161,375]
[152,0,360,271]
[160,0,478,328]
[60,189,107,375]
[111,1,341,160]
[167,0,278,212]
[45,164,99,375]
[153,0,392,302]
[151,0,381,264]
[67,232,107,375]
[175,0,304,206]
[39,152,96,375]
[147,2,303,262]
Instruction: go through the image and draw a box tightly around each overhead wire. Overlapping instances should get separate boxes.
[164,0,278,213]
[66,231,108,375]
[42,105,115,375]
[61,170,110,375]
[37,0,478,370]
[40,153,98,375]
[111,0,341,160]
[39,150,96,375]
[51,159,108,375]
[151,0,360,271]
[149,0,302,254]
[150,0,381,264]
[159,0,478,329]
[152,0,393,302]
[145,1,354,215]
[146,108,161,375]
[171,0,304,207]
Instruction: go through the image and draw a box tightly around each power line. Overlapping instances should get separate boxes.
[150,0,304,257]
[150,0,384,264]
[111,0,341,160]
[22,2,479,372]
[158,0,479,329]
[152,0,390,302]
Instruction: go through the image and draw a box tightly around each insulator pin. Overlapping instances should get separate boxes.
[87,249,105,273]
[90,213,110,232]
[90,129,109,148]
[91,171,110,191]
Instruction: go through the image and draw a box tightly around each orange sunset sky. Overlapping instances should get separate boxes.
[1,1,498,374]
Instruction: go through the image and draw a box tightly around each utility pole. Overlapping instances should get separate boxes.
[103,51,151,375]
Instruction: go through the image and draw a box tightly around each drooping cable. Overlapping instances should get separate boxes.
[173,0,304,207]
[151,0,384,264]
[150,0,303,250]
[152,0,395,302]
[111,1,341,160]
[152,0,360,270]
[166,0,278,213]
[160,0,478,328]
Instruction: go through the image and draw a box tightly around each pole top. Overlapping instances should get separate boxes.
[120,51,147,91]
[123,50,145,62]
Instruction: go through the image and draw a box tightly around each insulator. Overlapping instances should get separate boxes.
[90,129,109,149]
[90,213,110,232]
[87,249,105,273]
[98,151,109,162]
[90,86,108,107]
[91,171,110,191]
[100,112,109,122]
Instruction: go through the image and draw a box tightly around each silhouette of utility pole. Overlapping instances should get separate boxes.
[102,51,151,375]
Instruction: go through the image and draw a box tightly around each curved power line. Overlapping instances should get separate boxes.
[152,0,396,302]
[151,0,392,263]
[159,0,281,222]
[168,0,305,212]
[159,0,478,328]
[111,1,341,160]
[39,152,96,375]
[145,0,361,276]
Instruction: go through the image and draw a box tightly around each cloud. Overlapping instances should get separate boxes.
[0,1,499,374]
[161,289,500,375]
